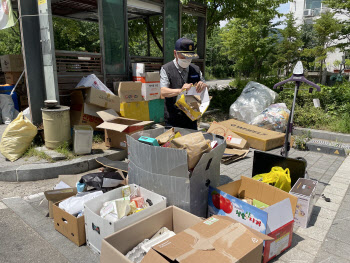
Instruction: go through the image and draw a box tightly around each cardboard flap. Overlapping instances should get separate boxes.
[130,120,154,127]
[264,198,294,234]
[96,122,129,132]
[44,188,77,202]
[152,216,266,263]
[97,109,120,121]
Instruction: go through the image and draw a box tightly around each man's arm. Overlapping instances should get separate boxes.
[160,67,192,98]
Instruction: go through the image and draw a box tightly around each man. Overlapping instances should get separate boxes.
[160,38,208,130]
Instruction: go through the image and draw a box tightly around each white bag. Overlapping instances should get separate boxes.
[0,94,19,124]
[59,191,103,215]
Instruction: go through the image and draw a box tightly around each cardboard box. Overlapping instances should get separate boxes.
[218,119,285,151]
[44,188,77,218]
[84,184,166,253]
[127,128,226,217]
[143,215,272,263]
[175,86,210,121]
[120,101,150,121]
[70,90,104,130]
[221,148,249,164]
[289,178,317,228]
[75,86,120,112]
[97,109,153,149]
[100,206,202,263]
[208,176,298,262]
[118,82,143,103]
[139,72,161,101]
[208,121,249,149]
[58,174,84,188]
[76,74,114,95]
[0,54,24,72]
[53,200,86,246]
[5,72,23,84]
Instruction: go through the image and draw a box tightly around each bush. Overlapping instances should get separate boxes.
[209,85,243,113]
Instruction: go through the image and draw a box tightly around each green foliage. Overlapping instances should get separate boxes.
[0,18,21,55]
[93,133,104,144]
[55,141,76,160]
[221,13,279,81]
[274,13,303,75]
[23,145,53,162]
[293,131,312,151]
[53,17,99,52]
[208,85,243,113]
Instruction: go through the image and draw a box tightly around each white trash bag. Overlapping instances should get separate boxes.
[229,81,278,123]
[0,94,19,124]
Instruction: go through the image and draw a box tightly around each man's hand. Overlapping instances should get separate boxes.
[179,83,192,94]
[195,81,208,93]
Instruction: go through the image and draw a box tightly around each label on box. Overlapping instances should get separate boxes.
[230,137,242,145]
[208,186,268,234]
[203,217,219,225]
[268,233,290,259]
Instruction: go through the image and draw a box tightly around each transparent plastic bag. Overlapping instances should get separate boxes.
[229,81,278,123]
[0,94,19,124]
[250,103,290,132]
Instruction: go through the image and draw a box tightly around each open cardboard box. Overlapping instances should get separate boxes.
[127,128,226,217]
[44,188,77,218]
[96,109,153,149]
[208,176,298,263]
[100,206,202,263]
[53,200,86,246]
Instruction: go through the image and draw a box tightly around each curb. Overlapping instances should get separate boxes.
[293,127,350,143]
[0,149,127,182]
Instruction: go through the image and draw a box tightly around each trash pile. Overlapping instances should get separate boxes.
[0,58,323,263]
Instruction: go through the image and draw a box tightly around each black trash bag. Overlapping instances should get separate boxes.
[81,171,127,192]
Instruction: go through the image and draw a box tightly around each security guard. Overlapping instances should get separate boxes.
[160,38,208,130]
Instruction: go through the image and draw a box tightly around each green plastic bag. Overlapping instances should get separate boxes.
[253,166,292,192]
[0,112,37,162]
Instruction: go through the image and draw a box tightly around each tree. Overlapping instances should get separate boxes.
[180,0,289,35]
[323,0,350,51]
[220,14,279,81]
[302,12,341,83]
[299,23,318,70]
[274,13,303,75]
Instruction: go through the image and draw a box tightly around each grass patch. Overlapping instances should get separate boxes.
[55,141,76,160]
[23,145,53,162]
[93,133,104,144]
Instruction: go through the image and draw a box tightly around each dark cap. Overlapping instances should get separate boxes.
[175,38,199,59]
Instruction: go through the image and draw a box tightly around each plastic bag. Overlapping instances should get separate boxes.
[0,112,37,162]
[81,171,127,191]
[250,103,290,132]
[229,81,278,123]
[0,94,19,124]
[59,190,103,215]
[252,166,291,192]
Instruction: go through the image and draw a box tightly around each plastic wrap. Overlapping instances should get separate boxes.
[250,103,290,132]
[229,81,278,123]
[0,94,19,124]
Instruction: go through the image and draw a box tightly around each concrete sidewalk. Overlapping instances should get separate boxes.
[1,148,349,263]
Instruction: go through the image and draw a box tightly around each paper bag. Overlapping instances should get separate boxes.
[170,132,211,170]
[155,128,175,145]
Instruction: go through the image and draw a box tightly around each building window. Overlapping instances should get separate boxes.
[305,0,321,9]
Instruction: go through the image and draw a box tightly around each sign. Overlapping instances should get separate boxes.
[0,0,15,30]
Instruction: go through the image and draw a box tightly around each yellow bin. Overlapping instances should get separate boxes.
[42,105,71,149]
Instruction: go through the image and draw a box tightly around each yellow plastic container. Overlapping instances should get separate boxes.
[120,101,150,121]
[42,105,71,149]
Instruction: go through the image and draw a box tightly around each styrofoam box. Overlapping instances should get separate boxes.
[84,184,166,253]
[73,125,93,155]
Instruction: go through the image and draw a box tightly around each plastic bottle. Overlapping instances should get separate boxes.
[76,178,86,193]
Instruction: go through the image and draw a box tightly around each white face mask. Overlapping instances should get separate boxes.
[176,53,192,68]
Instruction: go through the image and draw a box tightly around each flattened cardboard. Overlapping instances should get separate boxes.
[44,188,77,218]
[118,82,143,103]
[97,109,153,149]
[221,148,249,164]
[53,200,86,246]
[127,128,226,217]
[218,119,285,151]
[144,215,272,263]
[100,206,202,263]
[208,121,248,149]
